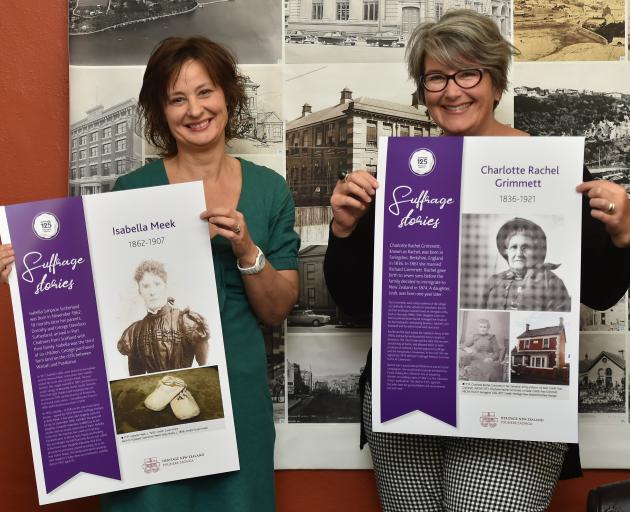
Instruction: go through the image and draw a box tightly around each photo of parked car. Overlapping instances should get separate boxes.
[318,32,345,45]
[286,31,308,43]
[287,309,331,327]
[365,32,404,47]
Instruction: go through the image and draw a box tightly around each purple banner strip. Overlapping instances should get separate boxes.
[6,197,120,493]
[380,137,463,426]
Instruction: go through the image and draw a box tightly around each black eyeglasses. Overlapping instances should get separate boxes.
[420,68,484,92]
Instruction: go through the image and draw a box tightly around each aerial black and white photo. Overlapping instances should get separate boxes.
[70,0,282,64]
[514,62,630,196]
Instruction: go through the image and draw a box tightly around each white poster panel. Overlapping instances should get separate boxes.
[0,182,238,503]
[372,136,584,443]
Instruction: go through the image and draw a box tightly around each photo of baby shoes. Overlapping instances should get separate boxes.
[144,375,186,411]
[170,388,201,420]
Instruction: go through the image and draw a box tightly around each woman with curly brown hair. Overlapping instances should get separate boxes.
[98,37,300,512]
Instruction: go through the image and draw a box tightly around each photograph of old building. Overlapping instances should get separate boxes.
[286,86,436,212]
[285,63,438,244]
[294,245,338,323]
[510,317,569,385]
[514,62,630,195]
[514,0,625,61]
[286,0,511,63]
[580,294,628,332]
[579,333,625,414]
[232,69,284,153]
[69,98,143,196]
[287,333,369,423]
[287,86,434,207]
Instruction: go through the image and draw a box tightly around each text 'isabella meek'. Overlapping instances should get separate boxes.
[112,219,176,236]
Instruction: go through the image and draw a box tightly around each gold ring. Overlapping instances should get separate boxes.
[606,202,616,214]
[233,224,241,234]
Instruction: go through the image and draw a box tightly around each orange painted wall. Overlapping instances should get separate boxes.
[1,2,628,510]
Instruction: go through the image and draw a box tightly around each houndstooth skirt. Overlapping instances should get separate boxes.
[363,382,567,512]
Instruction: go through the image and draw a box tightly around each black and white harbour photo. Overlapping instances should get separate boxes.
[70,0,282,64]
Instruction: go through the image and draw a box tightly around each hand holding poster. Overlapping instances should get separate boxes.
[372,136,584,442]
[0,182,238,504]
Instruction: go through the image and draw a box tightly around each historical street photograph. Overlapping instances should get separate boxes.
[514,62,630,195]
[69,0,282,65]
[261,323,287,423]
[285,1,511,63]
[514,0,625,61]
[287,331,371,423]
[578,332,626,419]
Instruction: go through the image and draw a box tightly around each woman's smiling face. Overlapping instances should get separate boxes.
[422,55,502,136]
[164,59,229,152]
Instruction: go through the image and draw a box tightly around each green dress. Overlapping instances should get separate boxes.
[101,158,299,512]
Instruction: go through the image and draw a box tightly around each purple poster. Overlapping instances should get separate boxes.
[4,197,120,492]
[376,137,463,426]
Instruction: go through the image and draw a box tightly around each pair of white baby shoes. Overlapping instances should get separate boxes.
[144,375,200,420]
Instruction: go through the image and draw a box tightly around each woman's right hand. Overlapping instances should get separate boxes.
[330,170,379,238]
[0,244,15,284]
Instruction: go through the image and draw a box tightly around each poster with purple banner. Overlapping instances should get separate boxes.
[0,182,238,504]
[372,136,584,443]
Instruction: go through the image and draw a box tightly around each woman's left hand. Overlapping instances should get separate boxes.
[577,179,630,248]
[200,207,258,264]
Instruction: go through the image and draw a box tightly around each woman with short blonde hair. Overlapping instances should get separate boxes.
[325,9,630,511]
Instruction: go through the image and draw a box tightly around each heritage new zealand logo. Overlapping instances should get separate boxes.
[409,148,436,176]
[142,457,160,474]
[32,212,60,240]
[480,411,498,428]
